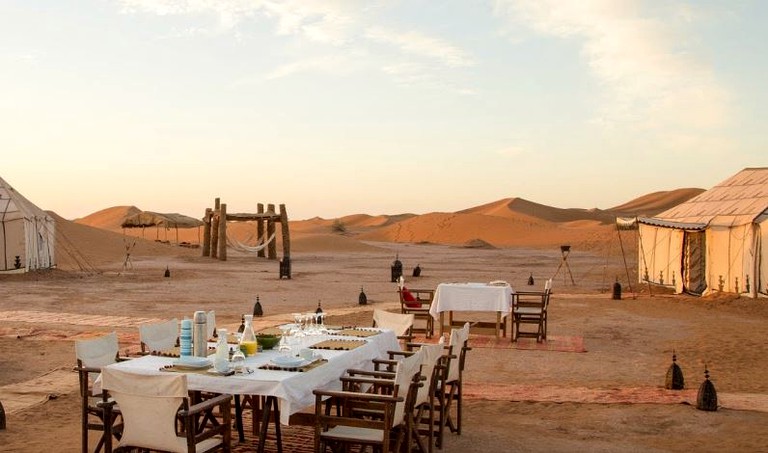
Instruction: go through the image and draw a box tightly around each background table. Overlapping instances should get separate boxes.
[429,282,512,339]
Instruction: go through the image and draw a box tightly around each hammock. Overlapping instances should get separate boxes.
[226,229,277,254]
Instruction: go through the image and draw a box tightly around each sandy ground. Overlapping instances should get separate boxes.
[2,243,768,452]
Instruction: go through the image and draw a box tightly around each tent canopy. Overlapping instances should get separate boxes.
[121,211,203,229]
[655,167,768,227]
[0,176,56,272]
[638,167,768,297]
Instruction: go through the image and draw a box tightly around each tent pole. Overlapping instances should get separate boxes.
[616,221,635,297]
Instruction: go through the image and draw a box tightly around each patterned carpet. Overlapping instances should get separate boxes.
[230,410,315,453]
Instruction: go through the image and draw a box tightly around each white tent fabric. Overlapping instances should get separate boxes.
[0,176,55,272]
[638,168,768,297]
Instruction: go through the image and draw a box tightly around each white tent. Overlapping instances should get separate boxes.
[637,167,768,298]
[0,176,56,272]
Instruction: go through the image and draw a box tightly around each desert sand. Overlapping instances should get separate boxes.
[2,189,768,452]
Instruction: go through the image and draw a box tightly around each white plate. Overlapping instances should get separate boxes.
[270,356,307,368]
[174,357,211,368]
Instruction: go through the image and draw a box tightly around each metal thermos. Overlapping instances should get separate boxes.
[193,311,208,357]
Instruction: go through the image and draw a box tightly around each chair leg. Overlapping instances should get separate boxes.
[456,381,463,435]
[234,395,244,442]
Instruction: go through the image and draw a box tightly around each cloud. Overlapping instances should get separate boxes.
[365,26,474,68]
[116,0,475,94]
[494,0,732,150]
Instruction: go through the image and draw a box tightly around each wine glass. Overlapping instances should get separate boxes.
[278,324,293,356]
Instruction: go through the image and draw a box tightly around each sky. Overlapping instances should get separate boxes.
[2,0,766,221]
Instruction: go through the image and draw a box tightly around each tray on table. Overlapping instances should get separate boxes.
[309,339,367,351]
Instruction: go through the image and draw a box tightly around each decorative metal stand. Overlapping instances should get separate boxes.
[552,245,576,285]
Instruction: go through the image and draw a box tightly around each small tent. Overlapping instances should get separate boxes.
[0,176,56,272]
[637,167,768,298]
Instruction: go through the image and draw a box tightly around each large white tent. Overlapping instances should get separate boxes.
[637,167,768,298]
[0,176,56,272]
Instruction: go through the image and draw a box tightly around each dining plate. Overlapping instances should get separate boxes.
[270,356,307,368]
[174,357,211,368]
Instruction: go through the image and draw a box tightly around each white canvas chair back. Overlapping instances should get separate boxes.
[139,319,178,353]
[206,310,216,339]
[392,348,423,428]
[415,337,445,406]
[101,367,191,453]
[75,332,119,382]
[373,309,414,337]
[447,322,470,383]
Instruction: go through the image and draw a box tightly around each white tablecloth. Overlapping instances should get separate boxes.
[429,282,512,319]
[99,329,400,424]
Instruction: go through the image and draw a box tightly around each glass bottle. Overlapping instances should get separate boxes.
[214,328,229,372]
[239,314,258,357]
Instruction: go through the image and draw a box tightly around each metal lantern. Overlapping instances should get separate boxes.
[696,365,718,411]
[664,351,685,390]
[390,255,403,283]
[412,264,422,278]
[612,277,622,300]
[253,295,264,317]
[358,287,367,305]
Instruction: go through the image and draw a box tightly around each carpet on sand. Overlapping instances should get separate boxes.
[410,334,586,353]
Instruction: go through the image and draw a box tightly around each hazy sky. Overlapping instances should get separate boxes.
[2,1,765,220]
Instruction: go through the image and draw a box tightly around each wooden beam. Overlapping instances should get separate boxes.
[267,203,276,260]
[218,203,227,261]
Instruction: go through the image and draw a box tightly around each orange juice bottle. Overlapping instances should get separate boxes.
[239,314,258,356]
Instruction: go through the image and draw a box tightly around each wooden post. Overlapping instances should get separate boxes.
[257,203,265,258]
[202,208,212,256]
[211,211,219,259]
[218,203,227,261]
[267,203,277,260]
[279,204,290,259]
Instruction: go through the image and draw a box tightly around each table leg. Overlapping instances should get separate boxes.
[439,312,445,337]
[258,396,282,453]
[234,395,245,442]
[495,312,501,340]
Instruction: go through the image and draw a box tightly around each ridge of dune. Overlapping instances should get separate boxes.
[608,188,705,216]
[74,205,141,230]
[459,197,614,224]
[357,211,613,250]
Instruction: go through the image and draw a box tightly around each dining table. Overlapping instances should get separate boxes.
[97,327,400,452]
[429,282,512,339]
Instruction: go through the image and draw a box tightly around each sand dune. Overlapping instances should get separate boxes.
[51,211,198,271]
[458,197,615,224]
[608,188,704,216]
[68,188,700,263]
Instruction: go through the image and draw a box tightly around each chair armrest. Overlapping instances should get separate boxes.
[373,358,399,372]
[387,350,415,360]
[74,365,102,374]
[180,393,232,417]
[314,389,403,404]
[340,376,396,387]
[345,369,396,379]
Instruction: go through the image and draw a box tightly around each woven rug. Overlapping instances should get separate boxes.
[410,334,586,353]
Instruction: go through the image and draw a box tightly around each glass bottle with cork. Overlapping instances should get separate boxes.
[239,314,258,356]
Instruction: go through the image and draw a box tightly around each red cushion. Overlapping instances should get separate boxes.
[402,288,421,308]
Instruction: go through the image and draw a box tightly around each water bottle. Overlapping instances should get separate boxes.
[193,311,207,357]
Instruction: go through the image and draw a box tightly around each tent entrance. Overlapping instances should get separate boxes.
[683,231,706,295]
